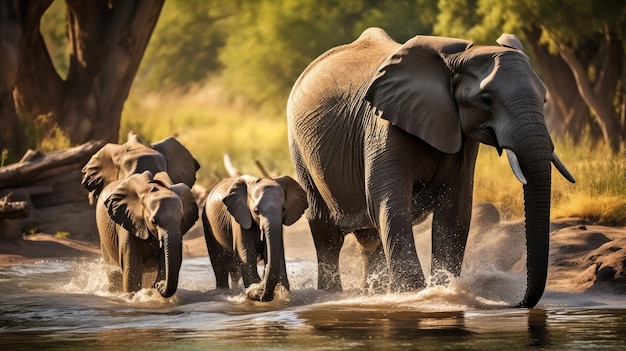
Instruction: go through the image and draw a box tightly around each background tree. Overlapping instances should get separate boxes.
[136,0,437,109]
[137,0,232,91]
[0,0,163,158]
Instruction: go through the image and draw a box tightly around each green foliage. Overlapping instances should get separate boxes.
[434,0,626,50]
[40,0,69,78]
[55,231,70,239]
[21,115,71,153]
[1,149,8,167]
[137,0,232,91]
[136,0,438,110]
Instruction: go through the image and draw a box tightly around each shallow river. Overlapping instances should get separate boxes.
[2,255,626,350]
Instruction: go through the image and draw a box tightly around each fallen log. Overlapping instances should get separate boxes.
[0,195,29,219]
[0,140,105,189]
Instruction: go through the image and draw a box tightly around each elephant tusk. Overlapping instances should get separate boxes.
[552,152,576,183]
[505,149,527,185]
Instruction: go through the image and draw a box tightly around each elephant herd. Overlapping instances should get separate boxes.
[82,28,575,308]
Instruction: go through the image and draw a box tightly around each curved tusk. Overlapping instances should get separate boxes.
[552,152,576,183]
[505,148,527,185]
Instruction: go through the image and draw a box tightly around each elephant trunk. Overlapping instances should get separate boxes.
[259,215,287,302]
[156,227,183,298]
[507,119,553,308]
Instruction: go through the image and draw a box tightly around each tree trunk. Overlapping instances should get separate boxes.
[559,32,623,153]
[12,24,63,119]
[0,0,53,155]
[54,0,164,144]
[3,0,164,154]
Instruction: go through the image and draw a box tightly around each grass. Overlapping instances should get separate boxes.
[474,134,626,225]
[121,86,294,189]
[122,86,626,226]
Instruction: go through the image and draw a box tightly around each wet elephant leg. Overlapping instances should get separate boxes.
[309,214,344,292]
[107,270,123,292]
[354,228,388,292]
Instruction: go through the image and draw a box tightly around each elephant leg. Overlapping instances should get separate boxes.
[354,229,388,292]
[107,270,123,292]
[229,266,242,288]
[291,148,345,292]
[239,261,261,288]
[118,230,143,293]
[202,212,234,289]
[431,182,472,285]
[379,211,425,291]
[367,182,425,291]
[235,228,262,288]
[309,213,344,292]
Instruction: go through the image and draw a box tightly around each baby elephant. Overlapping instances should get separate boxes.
[97,171,198,298]
[202,174,308,301]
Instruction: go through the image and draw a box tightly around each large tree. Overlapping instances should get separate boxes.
[0,0,163,157]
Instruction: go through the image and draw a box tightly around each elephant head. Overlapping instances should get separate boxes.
[223,175,308,301]
[104,171,199,297]
[365,33,575,307]
[82,133,200,198]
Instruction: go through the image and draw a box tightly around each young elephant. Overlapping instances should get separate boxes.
[202,174,308,301]
[97,171,198,298]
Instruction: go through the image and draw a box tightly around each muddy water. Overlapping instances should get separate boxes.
[1,255,626,351]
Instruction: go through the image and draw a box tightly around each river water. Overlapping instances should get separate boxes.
[2,253,626,351]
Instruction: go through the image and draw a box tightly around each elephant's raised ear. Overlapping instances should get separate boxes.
[365,35,472,154]
[274,175,308,226]
[104,171,155,240]
[81,142,128,197]
[170,182,199,235]
[152,137,200,189]
[222,178,253,230]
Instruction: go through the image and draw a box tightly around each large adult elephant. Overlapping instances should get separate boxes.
[202,175,308,301]
[286,28,575,308]
[97,171,198,297]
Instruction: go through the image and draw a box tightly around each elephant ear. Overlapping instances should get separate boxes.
[170,182,199,235]
[81,142,128,197]
[151,137,200,189]
[274,175,308,226]
[104,171,154,240]
[222,178,253,230]
[120,135,167,177]
[365,35,473,154]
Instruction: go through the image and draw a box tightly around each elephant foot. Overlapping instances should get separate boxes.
[245,283,289,302]
[244,283,264,301]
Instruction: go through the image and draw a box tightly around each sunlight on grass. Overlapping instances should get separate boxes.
[475,134,626,225]
[122,86,293,188]
[122,87,626,225]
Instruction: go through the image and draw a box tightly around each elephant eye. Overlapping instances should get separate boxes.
[479,92,493,107]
